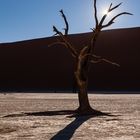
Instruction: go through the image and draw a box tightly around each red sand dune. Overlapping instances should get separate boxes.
[0,27,140,91]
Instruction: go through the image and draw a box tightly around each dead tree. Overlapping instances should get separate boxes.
[49,0,132,115]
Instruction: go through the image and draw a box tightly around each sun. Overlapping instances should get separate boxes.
[102,9,109,15]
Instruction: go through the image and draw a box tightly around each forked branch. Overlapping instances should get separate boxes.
[108,2,122,12]
[60,9,69,35]
[97,1,133,29]
[50,11,77,57]
[102,12,133,28]
[79,52,120,67]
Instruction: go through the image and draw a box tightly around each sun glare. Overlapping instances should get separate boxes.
[102,9,109,15]
[101,8,113,18]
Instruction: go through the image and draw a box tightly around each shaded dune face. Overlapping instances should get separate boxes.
[0,27,140,91]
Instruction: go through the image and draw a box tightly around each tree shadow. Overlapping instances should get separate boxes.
[49,111,118,140]
[3,110,76,118]
[3,110,120,140]
[3,109,116,118]
[50,116,91,140]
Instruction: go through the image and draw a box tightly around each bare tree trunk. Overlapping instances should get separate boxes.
[77,81,92,112]
[75,59,93,114]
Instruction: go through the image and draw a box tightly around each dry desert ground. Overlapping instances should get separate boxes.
[0,93,139,140]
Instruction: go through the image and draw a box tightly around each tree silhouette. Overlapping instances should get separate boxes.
[49,0,132,115]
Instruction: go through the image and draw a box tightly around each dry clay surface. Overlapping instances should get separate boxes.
[0,93,139,140]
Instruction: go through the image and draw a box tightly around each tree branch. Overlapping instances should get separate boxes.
[101,12,133,29]
[94,0,98,27]
[60,9,69,35]
[83,54,120,67]
[48,41,68,48]
[79,46,89,58]
[109,3,113,10]
[81,53,101,60]
[99,14,108,27]
[98,2,122,27]
[108,2,122,12]
[53,26,62,36]
[90,56,120,67]
[101,58,120,67]
[52,25,77,57]
[51,10,78,57]
[98,2,132,29]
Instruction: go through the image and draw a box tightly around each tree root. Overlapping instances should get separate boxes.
[69,106,111,117]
